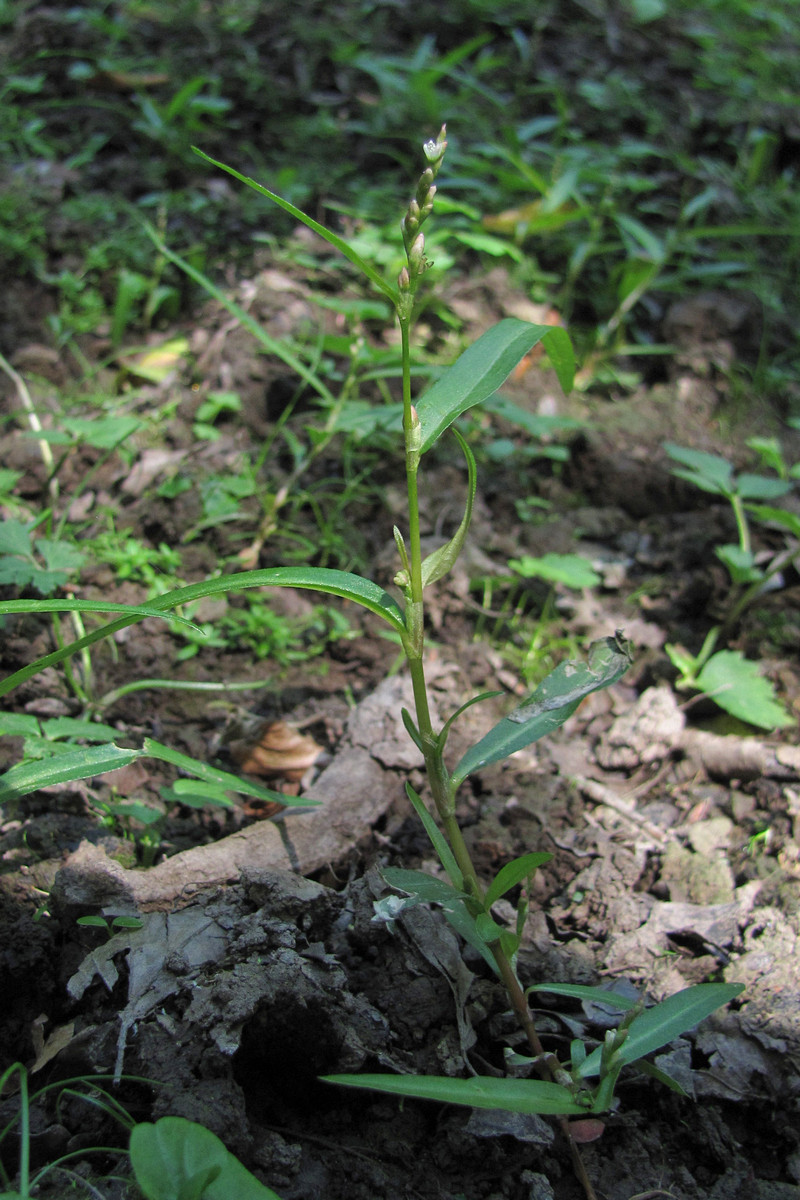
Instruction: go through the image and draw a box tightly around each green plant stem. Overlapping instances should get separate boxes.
[398,302,597,1200]
[730,493,751,556]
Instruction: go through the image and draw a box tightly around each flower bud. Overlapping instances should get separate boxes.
[409,232,426,270]
[398,266,410,291]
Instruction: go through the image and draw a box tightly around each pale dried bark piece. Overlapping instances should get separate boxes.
[680,729,800,781]
[594,686,800,782]
[53,676,426,912]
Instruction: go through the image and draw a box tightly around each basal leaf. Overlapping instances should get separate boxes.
[451,633,632,788]
[321,1073,587,1116]
[417,319,570,453]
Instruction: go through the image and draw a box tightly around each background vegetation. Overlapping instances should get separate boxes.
[1,0,798,404]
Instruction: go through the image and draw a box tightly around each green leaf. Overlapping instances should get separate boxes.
[161,780,235,810]
[419,431,477,588]
[451,633,632,788]
[59,416,142,450]
[0,598,200,631]
[745,504,800,537]
[663,443,733,495]
[0,735,319,808]
[403,782,463,889]
[734,474,791,501]
[474,911,505,943]
[194,566,408,635]
[0,743,140,804]
[694,651,794,729]
[0,713,119,742]
[578,983,744,1079]
[0,567,405,700]
[527,983,638,1011]
[714,544,762,585]
[382,867,468,908]
[321,1073,587,1116]
[483,395,584,441]
[194,149,398,306]
[541,325,575,395]
[382,865,496,971]
[634,1057,688,1096]
[140,739,317,807]
[130,1117,282,1200]
[76,915,110,929]
[484,852,552,909]
[0,519,33,556]
[508,553,601,589]
[417,319,572,453]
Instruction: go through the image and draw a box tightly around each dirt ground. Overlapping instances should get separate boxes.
[2,247,800,1200]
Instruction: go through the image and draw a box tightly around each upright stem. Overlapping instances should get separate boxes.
[395,128,596,1200]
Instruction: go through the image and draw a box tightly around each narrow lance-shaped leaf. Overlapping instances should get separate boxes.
[144,226,338,407]
[0,598,201,631]
[527,983,638,1011]
[194,149,399,306]
[0,743,140,805]
[402,783,463,889]
[0,566,406,700]
[450,633,632,789]
[0,736,320,808]
[140,738,317,807]
[484,851,552,909]
[321,1073,588,1116]
[577,983,745,1079]
[540,325,575,396]
[416,319,574,453]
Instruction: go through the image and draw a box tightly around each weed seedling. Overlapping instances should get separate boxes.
[77,913,145,938]
[663,440,797,728]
